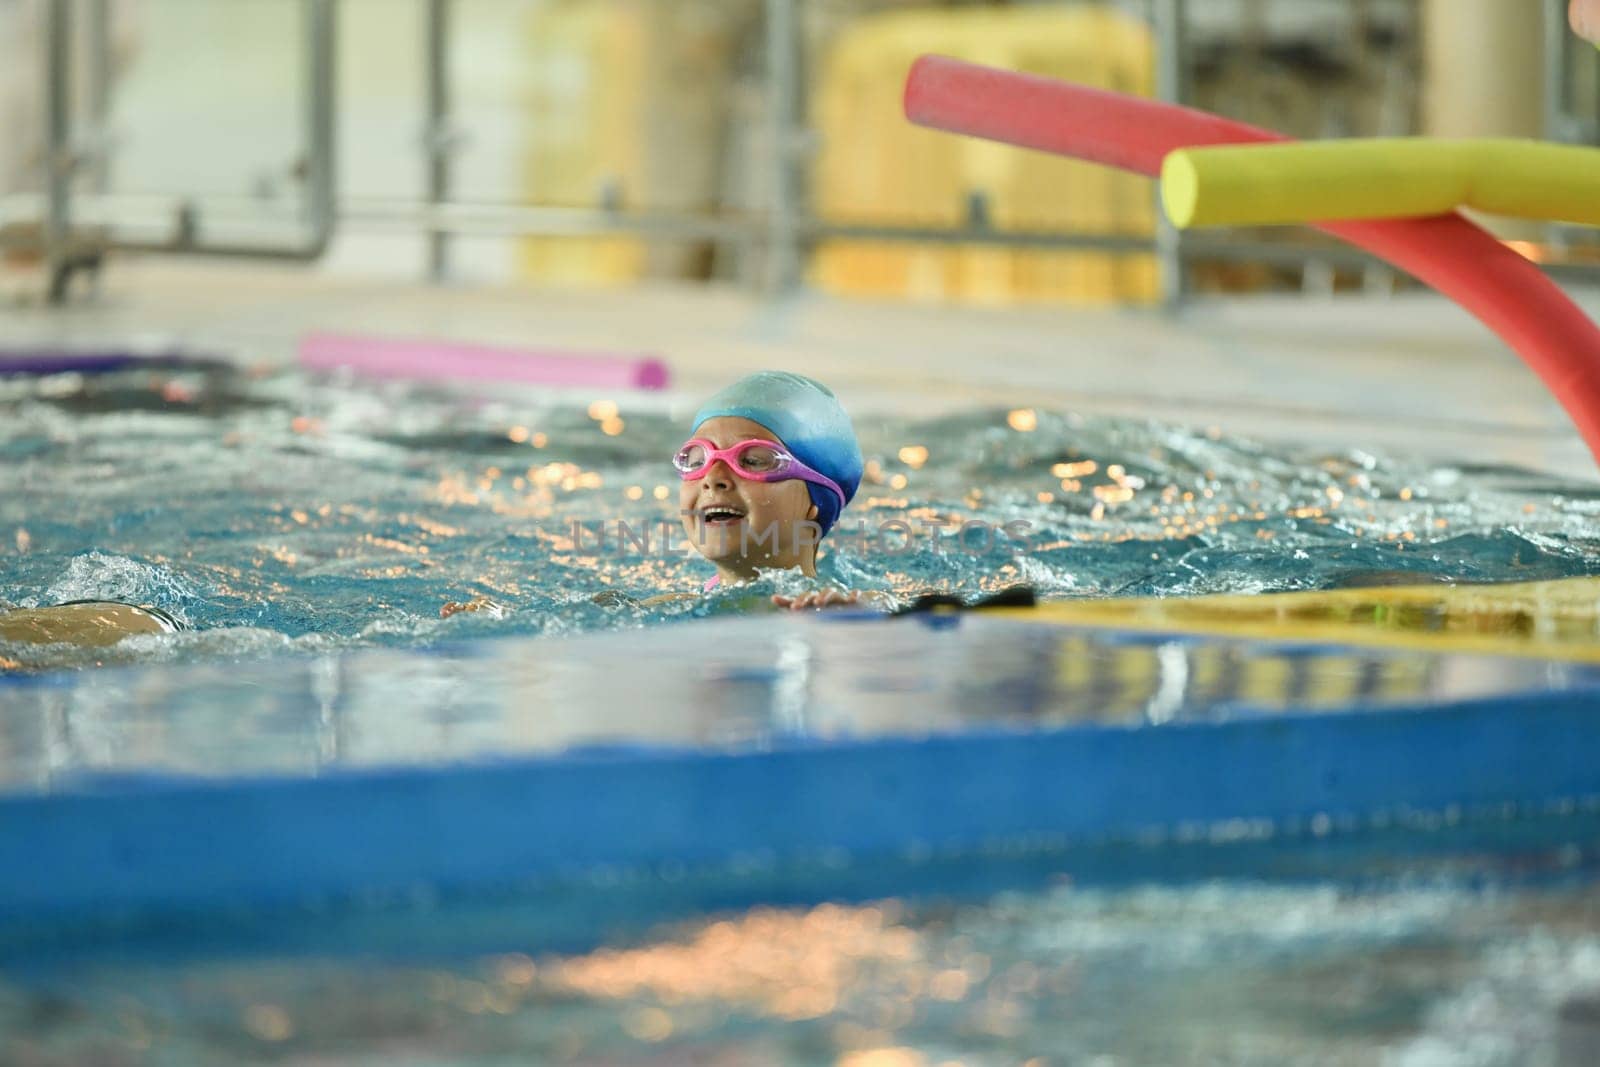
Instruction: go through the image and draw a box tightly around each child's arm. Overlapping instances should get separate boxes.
[640,592,698,608]
[587,590,698,609]
[0,603,172,645]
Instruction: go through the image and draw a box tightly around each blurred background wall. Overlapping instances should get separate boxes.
[0,0,1595,305]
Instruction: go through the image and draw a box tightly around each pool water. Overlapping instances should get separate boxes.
[7,876,1600,1066]
[7,360,1600,1065]
[4,361,1600,671]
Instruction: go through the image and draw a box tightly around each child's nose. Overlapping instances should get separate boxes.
[704,461,736,489]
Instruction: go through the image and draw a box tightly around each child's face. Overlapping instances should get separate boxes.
[679,416,821,578]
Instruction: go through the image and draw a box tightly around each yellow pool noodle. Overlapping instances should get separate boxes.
[991,577,1600,664]
[1162,139,1600,229]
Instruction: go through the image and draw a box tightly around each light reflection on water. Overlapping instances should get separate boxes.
[3,612,1594,787]
[4,364,1600,670]
[5,883,1600,1065]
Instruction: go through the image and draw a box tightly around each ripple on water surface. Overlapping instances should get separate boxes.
[4,365,1599,668]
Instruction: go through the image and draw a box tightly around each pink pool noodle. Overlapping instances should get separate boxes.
[299,333,670,391]
[904,55,1600,469]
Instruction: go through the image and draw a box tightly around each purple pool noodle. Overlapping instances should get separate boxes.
[1,351,152,376]
[299,333,670,391]
[1,350,227,376]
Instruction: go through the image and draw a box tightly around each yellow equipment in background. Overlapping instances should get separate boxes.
[811,6,1159,304]
[516,0,739,285]
[514,3,1158,301]
[517,2,647,284]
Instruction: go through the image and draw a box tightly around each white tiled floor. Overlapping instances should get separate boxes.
[5,258,1598,479]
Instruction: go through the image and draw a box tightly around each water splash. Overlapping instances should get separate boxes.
[33,551,202,625]
[4,364,1599,667]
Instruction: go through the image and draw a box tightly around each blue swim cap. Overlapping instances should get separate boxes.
[692,371,862,534]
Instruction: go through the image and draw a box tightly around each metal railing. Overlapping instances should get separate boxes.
[30,0,337,301]
[13,0,1599,305]
[1543,0,1600,266]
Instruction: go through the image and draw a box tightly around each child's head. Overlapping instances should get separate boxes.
[677,372,862,581]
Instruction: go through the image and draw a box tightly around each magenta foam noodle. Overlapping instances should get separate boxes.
[298,332,670,390]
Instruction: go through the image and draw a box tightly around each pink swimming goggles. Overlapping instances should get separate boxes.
[673,438,847,509]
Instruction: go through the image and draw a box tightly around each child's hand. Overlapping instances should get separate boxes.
[771,588,858,610]
[439,596,504,619]
[771,589,892,611]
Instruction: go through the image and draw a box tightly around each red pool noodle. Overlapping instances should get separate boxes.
[904,55,1600,468]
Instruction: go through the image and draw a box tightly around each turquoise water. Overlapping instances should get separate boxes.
[7,362,1600,1063]
[4,361,1600,670]
[8,874,1600,1066]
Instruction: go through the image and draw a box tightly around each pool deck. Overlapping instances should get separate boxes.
[3,259,1598,479]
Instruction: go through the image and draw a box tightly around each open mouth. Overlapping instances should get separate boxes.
[700,506,747,526]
